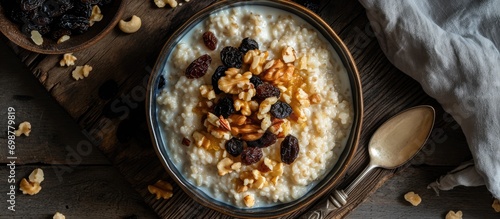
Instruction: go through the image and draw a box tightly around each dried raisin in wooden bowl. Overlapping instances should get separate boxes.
[146,0,363,218]
[0,0,124,54]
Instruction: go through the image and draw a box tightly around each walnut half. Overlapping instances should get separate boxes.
[148,180,173,200]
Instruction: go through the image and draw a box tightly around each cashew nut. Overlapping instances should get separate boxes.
[119,15,141,33]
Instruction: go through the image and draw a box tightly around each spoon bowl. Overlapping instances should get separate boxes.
[303,105,435,218]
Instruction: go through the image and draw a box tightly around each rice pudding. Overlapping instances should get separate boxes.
[156,5,353,208]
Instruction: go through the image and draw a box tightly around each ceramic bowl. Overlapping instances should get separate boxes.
[0,0,124,54]
[146,0,363,218]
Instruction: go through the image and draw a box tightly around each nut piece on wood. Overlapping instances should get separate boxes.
[28,168,44,184]
[19,178,41,195]
[119,15,142,34]
[148,180,173,200]
[72,65,93,80]
[60,53,77,67]
[14,121,31,137]
[53,212,66,219]
[403,191,421,206]
[445,210,463,219]
[493,199,500,212]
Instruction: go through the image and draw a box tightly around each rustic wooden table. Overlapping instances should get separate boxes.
[1,0,498,218]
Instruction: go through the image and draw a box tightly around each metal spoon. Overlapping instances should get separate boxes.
[302,105,435,219]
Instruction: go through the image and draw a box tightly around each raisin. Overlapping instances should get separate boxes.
[250,75,263,88]
[58,14,89,34]
[281,135,299,164]
[185,54,211,79]
[220,46,243,68]
[255,83,280,100]
[202,31,217,50]
[211,66,227,94]
[69,1,91,18]
[98,0,113,6]
[239,37,259,54]
[213,97,234,118]
[225,138,243,157]
[246,131,277,148]
[81,0,101,4]
[241,147,263,165]
[50,28,71,40]
[33,15,52,26]
[270,101,292,119]
[20,0,44,11]
[42,0,74,18]
[181,137,191,146]
[21,23,50,35]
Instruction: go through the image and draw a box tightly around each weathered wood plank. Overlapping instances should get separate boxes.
[0,165,157,218]
[349,166,499,219]
[0,41,107,165]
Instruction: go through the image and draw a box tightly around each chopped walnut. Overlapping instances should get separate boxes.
[492,199,500,212]
[28,168,44,184]
[234,99,258,116]
[238,86,256,101]
[218,68,253,95]
[445,210,463,219]
[298,55,308,70]
[230,123,263,141]
[217,157,234,176]
[19,178,41,195]
[204,115,232,140]
[243,49,269,75]
[89,5,103,26]
[148,180,173,200]
[30,30,43,45]
[218,116,231,131]
[72,65,93,80]
[260,114,272,131]
[228,114,247,126]
[261,59,294,85]
[192,131,211,149]
[296,88,311,107]
[53,212,66,219]
[244,194,255,207]
[200,85,216,100]
[60,53,77,67]
[14,121,31,137]
[57,35,70,44]
[231,162,242,171]
[268,118,284,135]
[281,46,296,63]
[257,97,278,120]
[404,191,421,206]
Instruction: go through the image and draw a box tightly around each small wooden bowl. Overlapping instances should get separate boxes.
[0,0,124,54]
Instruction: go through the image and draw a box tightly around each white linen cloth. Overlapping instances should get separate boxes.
[358,0,500,199]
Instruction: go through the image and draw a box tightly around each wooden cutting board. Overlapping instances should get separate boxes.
[5,0,441,218]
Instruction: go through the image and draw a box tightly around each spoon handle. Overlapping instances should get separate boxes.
[300,164,376,219]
